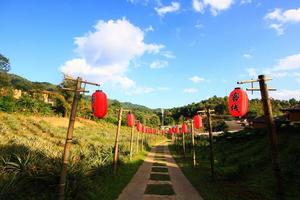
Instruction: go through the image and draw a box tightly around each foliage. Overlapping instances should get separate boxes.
[0,54,10,72]
[166,96,300,122]
[170,125,300,200]
[0,91,53,115]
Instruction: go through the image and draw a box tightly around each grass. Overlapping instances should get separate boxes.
[151,167,168,173]
[0,112,166,199]
[154,156,165,159]
[170,125,300,200]
[153,162,167,166]
[144,184,175,195]
[150,173,171,181]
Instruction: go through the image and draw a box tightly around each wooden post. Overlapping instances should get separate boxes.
[129,125,134,160]
[136,131,140,153]
[191,121,196,167]
[141,132,144,151]
[207,108,215,181]
[182,131,186,155]
[113,107,123,173]
[59,77,81,200]
[258,75,283,198]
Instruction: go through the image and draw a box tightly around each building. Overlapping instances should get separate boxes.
[249,116,266,129]
[281,105,300,123]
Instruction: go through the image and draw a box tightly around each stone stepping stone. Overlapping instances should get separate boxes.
[150,173,171,181]
[144,184,175,195]
[152,167,168,173]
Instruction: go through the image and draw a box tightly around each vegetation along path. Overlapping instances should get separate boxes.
[118,142,203,200]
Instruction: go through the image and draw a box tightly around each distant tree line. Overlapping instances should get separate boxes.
[1,54,299,128]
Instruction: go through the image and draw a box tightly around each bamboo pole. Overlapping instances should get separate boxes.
[59,77,81,200]
[182,131,186,155]
[136,130,140,153]
[113,107,123,173]
[207,108,215,181]
[191,121,196,167]
[129,125,134,160]
[141,132,144,151]
[258,75,283,199]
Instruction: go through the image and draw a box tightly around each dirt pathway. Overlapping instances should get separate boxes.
[118,143,203,200]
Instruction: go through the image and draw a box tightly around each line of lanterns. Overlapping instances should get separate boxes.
[91,87,249,134]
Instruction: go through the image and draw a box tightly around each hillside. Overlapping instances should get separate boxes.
[0,112,165,199]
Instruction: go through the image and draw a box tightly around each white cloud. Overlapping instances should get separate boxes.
[240,0,252,5]
[203,0,234,15]
[195,22,204,29]
[190,76,205,83]
[155,2,180,16]
[244,53,300,80]
[273,53,300,71]
[264,8,300,35]
[243,53,252,59]
[145,25,154,32]
[271,89,300,100]
[149,60,168,69]
[265,8,300,23]
[161,51,175,59]
[183,88,198,93]
[61,18,164,90]
[192,0,205,13]
[192,0,234,15]
[269,23,284,35]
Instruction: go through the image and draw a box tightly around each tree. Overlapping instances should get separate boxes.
[0,54,11,72]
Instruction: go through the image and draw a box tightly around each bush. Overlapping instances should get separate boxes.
[0,92,15,112]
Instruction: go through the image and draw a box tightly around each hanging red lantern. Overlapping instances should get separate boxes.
[91,90,107,119]
[168,128,173,134]
[136,122,142,132]
[171,127,176,134]
[193,115,203,129]
[182,123,187,134]
[127,113,135,127]
[228,87,249,117]
[175,126,179,134]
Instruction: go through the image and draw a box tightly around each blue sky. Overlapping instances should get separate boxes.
[1,0,300,108]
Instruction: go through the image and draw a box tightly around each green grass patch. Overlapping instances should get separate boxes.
[153,162,167,166]
[150,173,170,181]
[169,126,300,200]
[154,158,166,161]
[144,184,174,195]
[152,167,168,173]
[154,156,165,159]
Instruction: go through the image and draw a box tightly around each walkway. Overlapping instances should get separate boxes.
[118,143,203,200]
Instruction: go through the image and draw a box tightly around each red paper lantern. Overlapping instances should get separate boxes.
[228,87,249,117]
[182,123,187,134]
[127,113,135,127]
[136,122,142,132]
[168,128,172,134]
[91,90,107,119]
[172,126,178,134]
[193,115,202,129]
